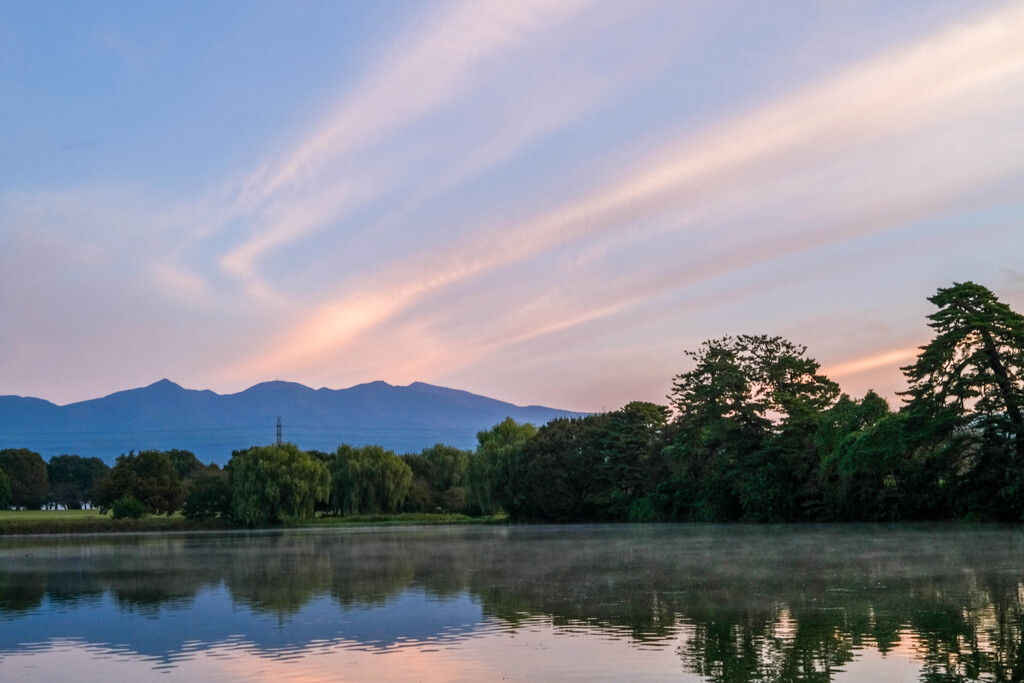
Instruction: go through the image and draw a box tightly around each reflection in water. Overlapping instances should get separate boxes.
[1,525,1023,681]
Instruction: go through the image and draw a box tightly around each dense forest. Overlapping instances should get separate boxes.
[2,281,1022,524]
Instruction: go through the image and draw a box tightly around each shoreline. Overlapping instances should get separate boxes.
[0,510,507,536]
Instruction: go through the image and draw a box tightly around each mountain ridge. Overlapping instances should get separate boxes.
[0,380,584,464]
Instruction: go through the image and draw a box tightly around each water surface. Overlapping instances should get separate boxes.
[1,524,1021,681]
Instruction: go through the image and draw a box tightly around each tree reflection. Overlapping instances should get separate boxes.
[0,571,45,614]
[224,534,333,616]
[2,525,1024,681]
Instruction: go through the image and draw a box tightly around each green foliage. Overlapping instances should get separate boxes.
[329,445,412,515]
[485,405,674,522]
[626,496,658,522]
[164,449,204,480]
[436,485,468,513]
[110,495,147,520]
[600,402,672,519]
[829,413,908,520]
[664,335,839,522]
[401,455,434,513]
[815,391,891,456]
[902,282,1024,429]
[93,450,184,515]
[420,444,469,491]
[901,282,1024,519]
[0,448,50,509]
[670,335,839,436]
[500,415,612,521]
[468,418,537,515]
[827,411,959,521]
[817,392,893,518]
[182,466,233,520]
[306,450,332,464]
[736,435,807,522]
[402,444,472,513]
[47,454,110,509]
[231,443,330,526]
[0,470,10,509]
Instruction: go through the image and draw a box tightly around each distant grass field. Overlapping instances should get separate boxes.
[0,509,228,535]
[0,509,106,521]
[0,509,505,535]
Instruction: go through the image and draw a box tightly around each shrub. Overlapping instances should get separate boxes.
[627,496,658,522]
[111,496,147,520]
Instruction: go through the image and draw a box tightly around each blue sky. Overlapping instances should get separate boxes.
[2,0,1024,411]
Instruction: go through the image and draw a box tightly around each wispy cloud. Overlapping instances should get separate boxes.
[824,348,921,379]
[208,0,598,295]
[224,1,1024,383]
[237,0,593,207]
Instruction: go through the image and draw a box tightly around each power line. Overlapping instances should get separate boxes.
[0,424,491,437]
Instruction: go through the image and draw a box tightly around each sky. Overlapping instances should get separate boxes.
[2,0,1024,412]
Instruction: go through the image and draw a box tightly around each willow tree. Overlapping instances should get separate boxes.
[467,418,537,515]
[231,443,330,526]
[329,445,412,515]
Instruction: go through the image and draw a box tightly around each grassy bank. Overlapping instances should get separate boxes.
[310,512,507,527]
[0,509,506,535]
[0,509,233,535]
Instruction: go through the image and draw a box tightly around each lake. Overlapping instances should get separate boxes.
[1,524,1021,681]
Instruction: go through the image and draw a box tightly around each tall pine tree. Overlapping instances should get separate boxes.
[902,282,1024,519]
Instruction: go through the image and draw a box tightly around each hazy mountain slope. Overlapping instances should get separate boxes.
[0,380,585,464]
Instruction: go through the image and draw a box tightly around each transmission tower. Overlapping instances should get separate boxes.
[276,416,282,446]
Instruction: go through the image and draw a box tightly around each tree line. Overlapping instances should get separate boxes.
[483,282,1024,522]
[0,438,496,525]
[2,281,1022,524]
[0,443,445,525]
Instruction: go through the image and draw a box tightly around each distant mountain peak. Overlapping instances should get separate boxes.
[98,378,187,400]
[146,378,183,390]
[232,381,321,402]
[0,379,585,464]
[352,380,394,389]
[242,379,311,390]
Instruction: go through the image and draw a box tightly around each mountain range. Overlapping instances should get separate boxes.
[0,380,585,464]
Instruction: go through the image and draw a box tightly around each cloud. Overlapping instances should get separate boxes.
[222,1,1024,384]
[823,348,921,379]
[236,0,593,207]
[151,263,213,305]
[210,0,598,295]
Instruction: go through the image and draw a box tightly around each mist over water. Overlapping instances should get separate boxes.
[1,524,1021,681]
